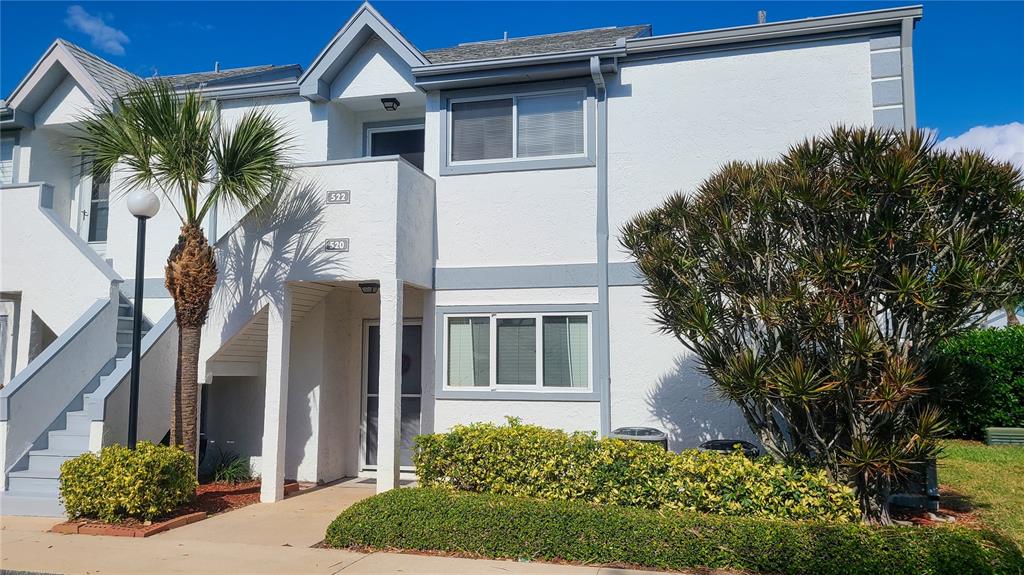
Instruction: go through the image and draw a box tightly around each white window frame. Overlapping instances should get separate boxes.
[364,122,425,158]
[446,87,588,167]
[441,311,593,393]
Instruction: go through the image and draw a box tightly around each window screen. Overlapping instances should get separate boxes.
[447,317,490,387]
[517,92,585,158]
[496,317,536,385]
[542,316,589,387]
[450,99,513,162]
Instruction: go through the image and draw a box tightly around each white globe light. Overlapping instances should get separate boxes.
[127,189,160,219]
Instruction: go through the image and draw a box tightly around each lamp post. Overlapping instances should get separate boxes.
[126,189,160,449]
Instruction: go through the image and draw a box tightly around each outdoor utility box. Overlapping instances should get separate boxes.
[610,427,669,450]
[698,439,761,458]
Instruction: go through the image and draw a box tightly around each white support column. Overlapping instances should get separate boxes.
[376,278,403,493]
[260,288,292,503]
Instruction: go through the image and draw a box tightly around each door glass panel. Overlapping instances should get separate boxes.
[370,128,424,170]
[364,325,422,468]
[88,170,110,242]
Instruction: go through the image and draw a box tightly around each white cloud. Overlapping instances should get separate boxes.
[64,5,130,56]
[934,122,1024,171]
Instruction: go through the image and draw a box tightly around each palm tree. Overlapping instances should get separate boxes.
[75,81,292,464]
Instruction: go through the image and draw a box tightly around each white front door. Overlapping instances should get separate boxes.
[361,322,422,470]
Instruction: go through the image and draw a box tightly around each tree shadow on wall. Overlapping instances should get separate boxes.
[215,178,343,343]
[644,354,758,451]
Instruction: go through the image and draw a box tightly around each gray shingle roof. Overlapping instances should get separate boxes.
[58,39,140,95]
[423,25,652,65]
[156,64,302,89]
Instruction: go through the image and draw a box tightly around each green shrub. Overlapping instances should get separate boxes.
[326,488,1023,575]
[59,442,196,522]
[930,326,1024,439]
[414,419,857,522]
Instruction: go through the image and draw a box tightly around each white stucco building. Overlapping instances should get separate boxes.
[0,3,923,515]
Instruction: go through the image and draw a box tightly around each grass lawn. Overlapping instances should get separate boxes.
[940,440,1024,544]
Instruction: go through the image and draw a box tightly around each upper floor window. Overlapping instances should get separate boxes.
[0,134,14,184]
[449,89,586,165]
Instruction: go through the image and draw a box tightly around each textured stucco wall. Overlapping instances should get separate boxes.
[607,36,875,262]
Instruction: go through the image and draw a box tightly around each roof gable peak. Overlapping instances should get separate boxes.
[299,1,426,102]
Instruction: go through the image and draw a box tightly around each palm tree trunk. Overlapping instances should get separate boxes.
[1006,304,1020,326]
[177,324,202,459]
[166,224,217,467]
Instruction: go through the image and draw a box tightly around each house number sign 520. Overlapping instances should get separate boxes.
[326,190,351,204]
[325,238,350,252]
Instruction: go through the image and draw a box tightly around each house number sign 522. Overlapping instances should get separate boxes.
[326,190,351,204]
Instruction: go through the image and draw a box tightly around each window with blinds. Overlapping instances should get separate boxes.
[447,316,490,387]
[0,135,14,184]
[444,313,591,391]
[496,318,536,386]
[450,99,512,162]
[448,89,586,164]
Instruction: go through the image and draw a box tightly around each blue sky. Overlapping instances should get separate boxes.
[2,1,1021,142]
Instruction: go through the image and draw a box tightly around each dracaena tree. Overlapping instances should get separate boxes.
[621,126,1024,523]
[76,81,292,466]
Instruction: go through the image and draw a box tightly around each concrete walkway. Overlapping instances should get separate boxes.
[0,481,693,575]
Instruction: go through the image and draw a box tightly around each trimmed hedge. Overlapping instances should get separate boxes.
[414,419,857,522]
[326,488,1024,575]
[930,326,1024,439]
[60,442,196,522]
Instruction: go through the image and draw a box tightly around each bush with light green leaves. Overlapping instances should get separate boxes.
[414,419,857,522]
[59,442,196,522]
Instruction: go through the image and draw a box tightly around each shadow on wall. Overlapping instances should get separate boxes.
[216,178,343,342]
[644,354,758,451]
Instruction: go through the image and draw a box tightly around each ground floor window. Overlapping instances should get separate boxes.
[445,312,592,391]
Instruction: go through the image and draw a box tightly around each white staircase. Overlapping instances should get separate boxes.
[1,297,150,516]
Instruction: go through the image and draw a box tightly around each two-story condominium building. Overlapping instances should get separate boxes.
[0,3,922,515]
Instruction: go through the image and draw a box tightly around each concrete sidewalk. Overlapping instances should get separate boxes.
[0,481,692,575]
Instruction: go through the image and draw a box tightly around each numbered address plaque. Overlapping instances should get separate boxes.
[325,238,350,252]
[326,190,351,204]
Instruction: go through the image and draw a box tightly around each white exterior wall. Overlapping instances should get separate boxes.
[421,35,877,442]
[606,37,875,259]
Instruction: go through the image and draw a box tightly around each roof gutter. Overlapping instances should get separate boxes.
[412,5,922,90]
[625,5,921,55]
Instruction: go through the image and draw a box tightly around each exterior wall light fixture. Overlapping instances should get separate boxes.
[359,282,380,294]
[380,97,400,112]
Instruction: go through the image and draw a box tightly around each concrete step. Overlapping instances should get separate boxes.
[63,410,91,435]
[0,490,65,517]
[7,469,60,494]
[26,448,84,472]
[47,430,89,452]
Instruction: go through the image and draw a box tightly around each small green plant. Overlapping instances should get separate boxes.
[929,327,1024,439]
[414,419,858,522]
[212,449,253,484]
[325,488,1024,575]
[59,442,196,522]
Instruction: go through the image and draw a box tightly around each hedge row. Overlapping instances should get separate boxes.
[60,442,196,522]
[930,326,1024,439]
[414,419,857,522]
[325,488,1024,575]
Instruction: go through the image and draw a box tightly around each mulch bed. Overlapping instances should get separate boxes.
[51,480,301,538]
